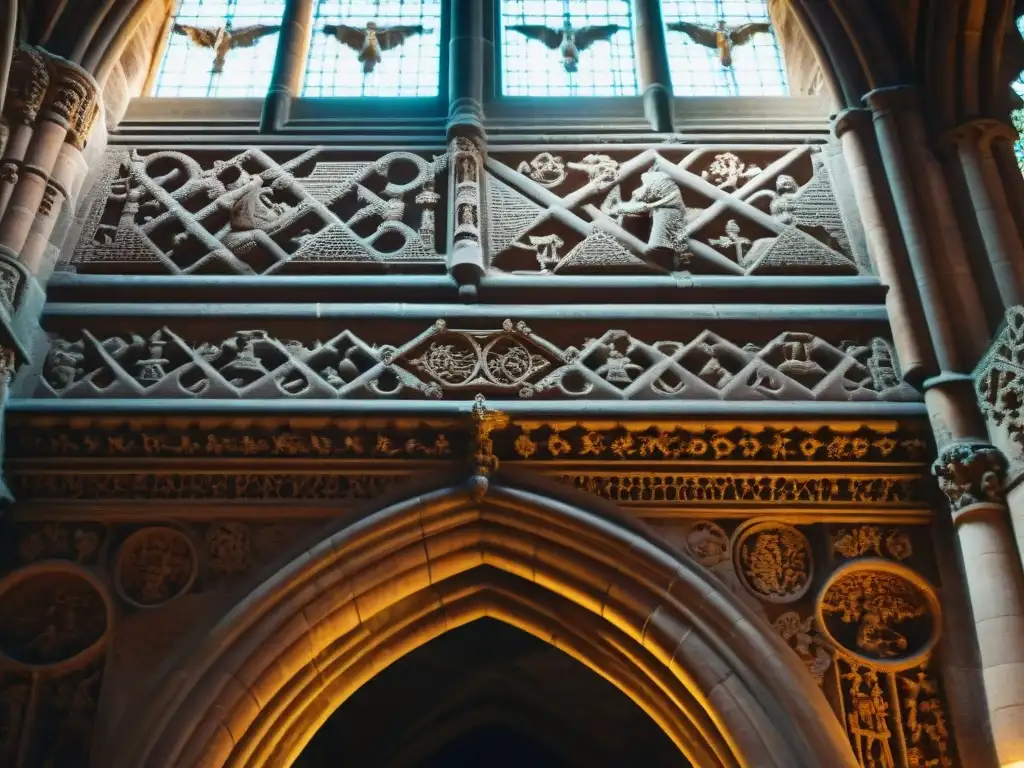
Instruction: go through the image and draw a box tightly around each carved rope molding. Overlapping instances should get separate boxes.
[61,143,862,279]
[34,320,919,402]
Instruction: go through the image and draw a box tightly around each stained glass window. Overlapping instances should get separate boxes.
[500,0,638,97]
[303,0,443,97]
[662,0,788,97]
[151,0,286,98]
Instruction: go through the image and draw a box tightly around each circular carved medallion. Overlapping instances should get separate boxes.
[733,521,813,603]
[685,521,729,567]
[817,560,939,671]
[206,522,253,577]
[115,527,197,608]
[0,564,109,669]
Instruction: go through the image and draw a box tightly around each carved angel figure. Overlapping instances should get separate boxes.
[171,23,282,74]
[506,16,623,72]
[666,19,772,68]
[323,21,430,73]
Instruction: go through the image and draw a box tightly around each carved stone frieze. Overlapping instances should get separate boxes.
[115,527,197,608]
[733,522,813,602]
[930,442,1006,511]
[561,473,923,506]
[68,146,448,275]
[833,526,913,562]
[818,561,939,671]
[15,522,104,565]
[10,472,409,501]
[36,322,919,402]
[490,145,858,276]
[974,305,1024,486]
[0,565,109,669]
[772,612,832,685]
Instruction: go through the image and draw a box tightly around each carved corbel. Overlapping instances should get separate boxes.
[469,394,509,500]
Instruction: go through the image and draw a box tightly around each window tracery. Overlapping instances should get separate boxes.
[1012,17,1024,171]
[303,0,443,97]
[500,0,638,97]
[662,0,787,97]
[151,0,287,98]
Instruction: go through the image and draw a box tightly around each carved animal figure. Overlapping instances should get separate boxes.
[506,16,623,72]
[171,23,282,74]
[666,19,771,68]
[323,21,429,73]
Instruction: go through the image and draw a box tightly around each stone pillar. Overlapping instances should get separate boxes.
[932,440,1024,767]
[864,86,959,374]
[831,108,936,385]
[260,0,315,133]
[941,119,1024,311]
[0,46,100,359]
[445,0,487,298]
[633,0,674,133]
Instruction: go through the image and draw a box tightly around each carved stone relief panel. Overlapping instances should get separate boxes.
[65,146,448,275]
[488,145,858,276]
[35,321,919,401]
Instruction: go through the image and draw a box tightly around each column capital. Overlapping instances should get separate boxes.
[938,117,1019,154]
[3,45,100,150]
[932,441,1007,511]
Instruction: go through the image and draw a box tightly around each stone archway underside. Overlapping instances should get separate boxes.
[118,481,857,768]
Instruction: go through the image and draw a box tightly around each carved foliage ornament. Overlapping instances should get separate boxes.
[38,322,917,403]
[818,561,939,671]
[930,441,1006,511]
[733,521,812,602]
[833,526,913,562]
[772,612,832,686]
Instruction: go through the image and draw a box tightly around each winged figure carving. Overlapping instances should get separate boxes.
[323,22,430,73]
[666,19,771,68]
[171,23,282,74]
[506,16,623,72]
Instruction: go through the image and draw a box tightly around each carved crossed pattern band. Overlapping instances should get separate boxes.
[64,142,863,278]
[38,320,918,401]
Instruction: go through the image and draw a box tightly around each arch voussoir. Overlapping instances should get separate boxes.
[124,483,856,768]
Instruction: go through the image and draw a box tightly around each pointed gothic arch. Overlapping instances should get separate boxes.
[112,476,856,768]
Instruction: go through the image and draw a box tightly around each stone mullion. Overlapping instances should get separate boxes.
[445,0,487,299]
[446,0,486,138]
[633,0,674,133]
[260,0,316,133]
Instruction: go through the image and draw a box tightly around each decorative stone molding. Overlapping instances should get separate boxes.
[931,441,1006,511]
[35,322,919,402]
[4,46,48,126]
[975,305,1024,486]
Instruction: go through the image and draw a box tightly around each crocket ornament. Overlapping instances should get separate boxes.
[506,15,623,73]
[323,21,430,73]
[667,19,771,68]
[171,23,282,74]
